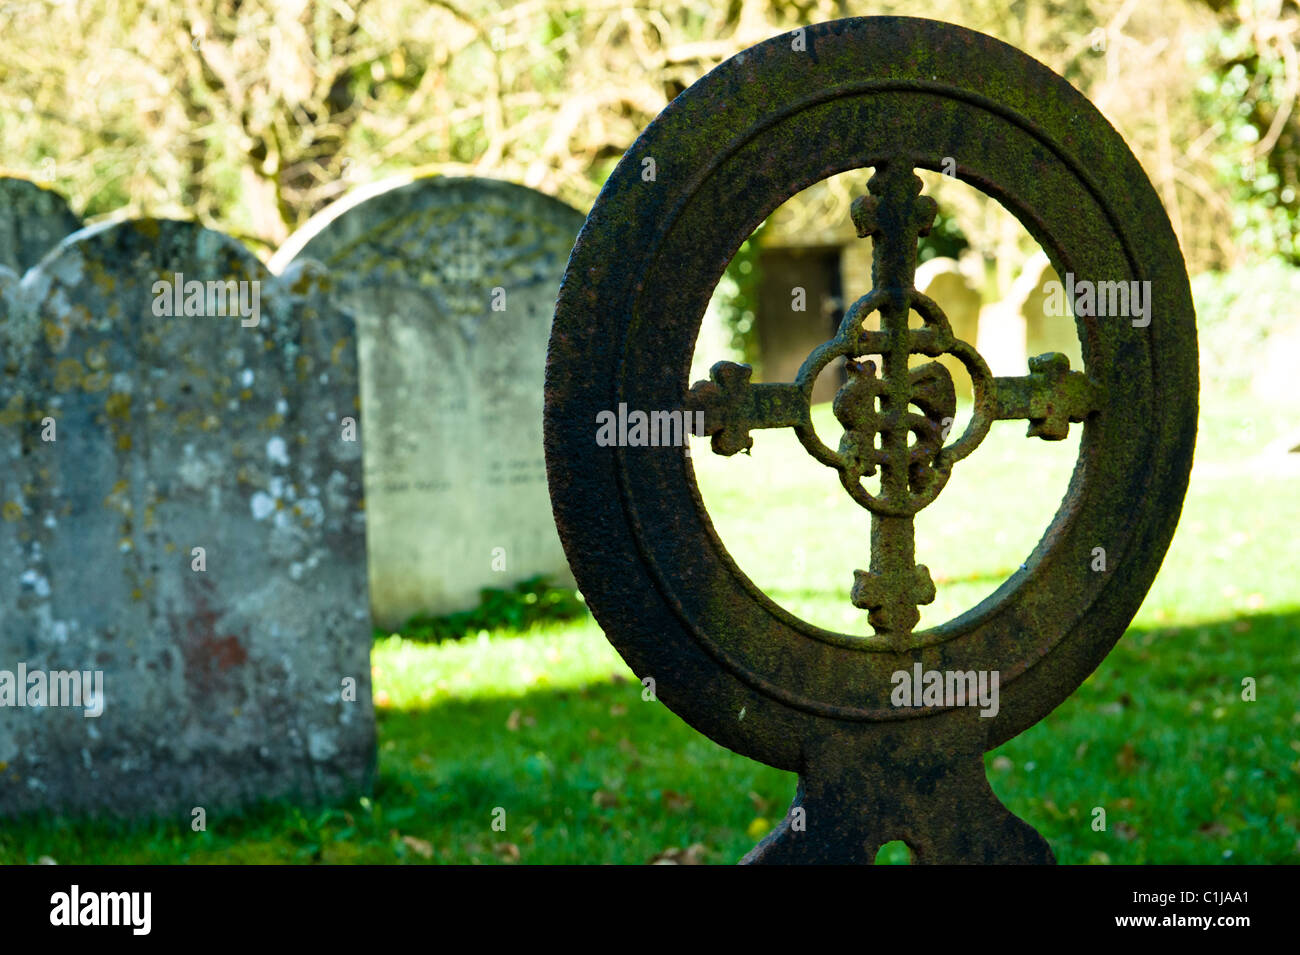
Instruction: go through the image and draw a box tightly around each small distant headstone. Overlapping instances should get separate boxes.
[271,176,584,629]
[973,298,1028,376]
[915,257,981,398]
[0,177,82,274]
[0,219,373,817]
[1017,251,1084,372]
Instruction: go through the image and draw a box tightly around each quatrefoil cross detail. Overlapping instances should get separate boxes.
[686,161,1103,649]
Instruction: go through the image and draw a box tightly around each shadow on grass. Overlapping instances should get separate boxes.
[2,608,1295,863]
[377,606,1300,864]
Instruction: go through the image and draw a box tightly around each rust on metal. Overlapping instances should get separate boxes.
[545,16,1198,864]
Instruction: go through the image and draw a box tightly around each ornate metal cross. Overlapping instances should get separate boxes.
[547,16,1197,864]
[686,161,1102,650]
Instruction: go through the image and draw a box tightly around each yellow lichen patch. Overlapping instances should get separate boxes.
[164,541,177,553]
[239,389,252,401]
[201,414,220,431]
[261,413,284,431]
[0,394,25,427]
[53,358,83,392]
[275,498,285,510]
[152,398,168,412]
[116,433,132,451]
[131,588,143,601]
[174,409,202,431]
[264,339,274,351]
[2,501,22,522]
[134,219,161,240]
[91,265,117,294]
[103,480,131,514]
[331,338,347,365]
[296,355,313,381]
[118,537,133,552]
[235,466,251,484]
[84,344,108,370]
[105,392,131,420]
[82,370,111,392]
[42,320,67,351]
[68,304,93,329]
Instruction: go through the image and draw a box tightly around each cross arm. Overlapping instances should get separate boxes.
[992,352,1102,440]
[685,361,809,455]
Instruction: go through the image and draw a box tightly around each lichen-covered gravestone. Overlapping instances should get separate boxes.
[0,219,374,817]
[0,177,82,276]
[271,176,584,629]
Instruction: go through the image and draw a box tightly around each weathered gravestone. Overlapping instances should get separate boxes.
[0,219,374,817]
[271,176,584,629]
[546,17,1197,863]
[1018,250,1086,373]
[0,177,82,276]
[915,257,981,399]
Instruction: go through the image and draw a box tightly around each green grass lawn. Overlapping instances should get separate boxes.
[1,387,1296,864]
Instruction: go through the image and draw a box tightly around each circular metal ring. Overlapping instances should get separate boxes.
[545,16,1197,771]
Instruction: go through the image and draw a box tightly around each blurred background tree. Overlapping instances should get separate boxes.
[0,0,1294,269]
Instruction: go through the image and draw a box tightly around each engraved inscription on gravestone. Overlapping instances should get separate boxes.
[273,176,584,628]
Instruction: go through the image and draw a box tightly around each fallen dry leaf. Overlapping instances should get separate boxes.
[401,835,434,859]
[662,790,693,812]
[493,842,521,863]
[1115,742,1140,771]
[648,843,707,865]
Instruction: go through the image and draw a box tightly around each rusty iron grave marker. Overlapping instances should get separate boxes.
[544,17,1198,864]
